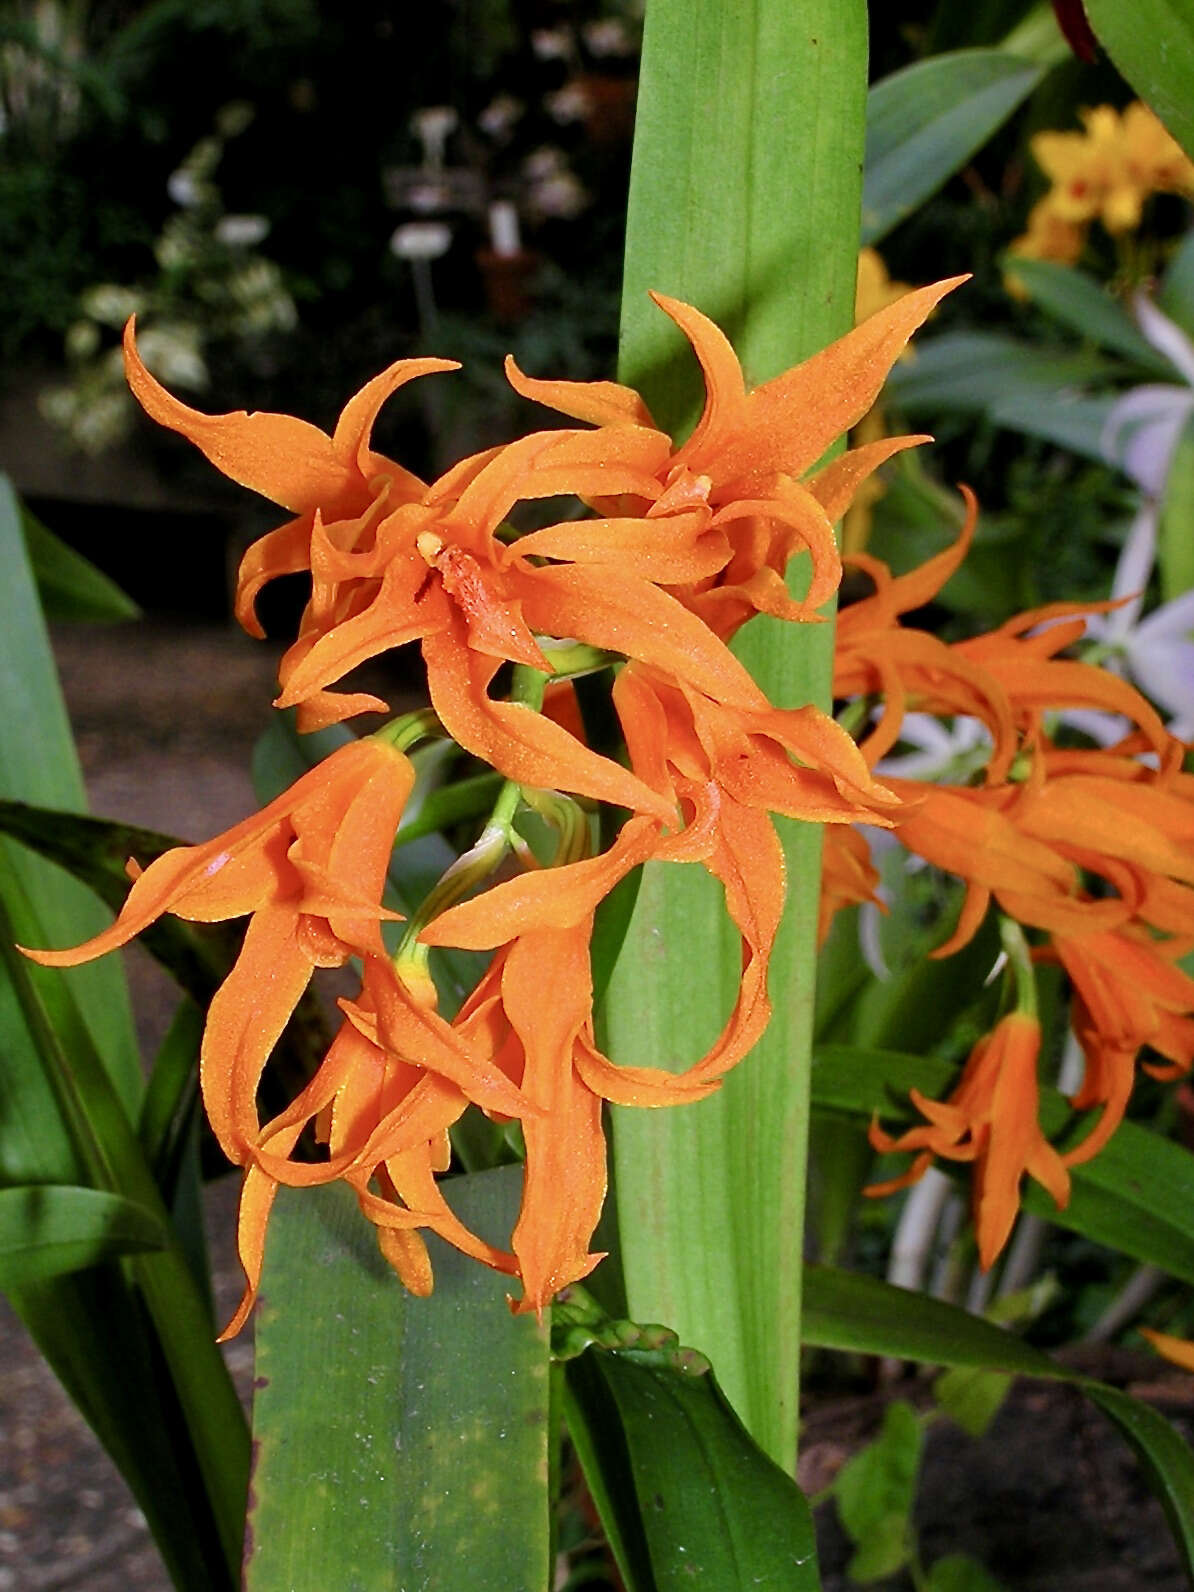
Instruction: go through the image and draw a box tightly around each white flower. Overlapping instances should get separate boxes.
[1102,295,1194,492]
[214,213,270,248]
[389,221,452,260]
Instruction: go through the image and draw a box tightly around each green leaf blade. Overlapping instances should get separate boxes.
[608,0,868,1473]
[863,50,1043,246]
[1083,0,1194,163]
[246,1171,551,1592]
[0,1183,166,1286]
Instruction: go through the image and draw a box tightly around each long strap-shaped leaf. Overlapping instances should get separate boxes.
[246,1171,551,1591]
[603,0,867,1470]
[804,1265,1194,1577]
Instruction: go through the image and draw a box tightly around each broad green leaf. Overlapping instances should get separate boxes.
[811,1044,1194,1284]
[925,1554,1007,1592]
[885,332,1119,414]
[20,503,140,623]
[833,1400,922,1582]
[10,1267,243,1591]
[862,51,1043,246]
[933,1365,1014,1438]
[1083,0,1194,163]
[246,1171,551,1592]
[0,1183,165,1286]
[1159,408,1194,600]
[557,1292,820,1592]
[1000,257,1180,375]
[986,392,1119,461]
[0,472,140,1111]
[607,0,867,1472]
[803,1265,1194,1578]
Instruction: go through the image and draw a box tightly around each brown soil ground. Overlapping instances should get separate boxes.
[3,617,1193,1591]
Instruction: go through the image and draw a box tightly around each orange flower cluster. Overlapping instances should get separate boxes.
[23,283,957,1325]
[826,514,1194,1266]
[1009,101,1194,269]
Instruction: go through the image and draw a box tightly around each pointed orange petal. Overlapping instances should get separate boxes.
[650,293,748,467]
[511,511,730,585]
[1138,1328,1194,1374]
[808,433,932,522]
[124,318,358,515]
[422,624,676,820]
[331,355,455,483]
[420,817,661,949]
[218,1163,279,1340]
[702,278,967,486]
[517,564,766,709]
[504,354,657,429]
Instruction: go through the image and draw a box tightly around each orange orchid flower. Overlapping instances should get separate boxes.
[869,1011,1071,1269]
[834,504,1173,779]
[506,281,963,639]
[123,319,451,641]
[19,735,541,1328]
[221,951,521,1337]
[419,821,750,1314]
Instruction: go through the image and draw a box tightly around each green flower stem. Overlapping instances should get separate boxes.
[999,916,1039,1019]
[394,664,551,976]
[370,706,443,753]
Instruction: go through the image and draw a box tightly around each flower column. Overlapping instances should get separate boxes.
[603,0,868,1468]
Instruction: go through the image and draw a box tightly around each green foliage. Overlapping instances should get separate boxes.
[805,1266,1194,1578]
[832,1400,923,1582]
[607,0,867,1474]
[0,1183,166,1287]
[20,502,141,622]
[0,474,248,1587]
[557,1289,820,1592]
[863,50,1044,246]
[246,1172,551,1592]
[1084,0,1194,162]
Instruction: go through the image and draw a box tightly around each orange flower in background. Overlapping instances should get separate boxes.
[868,1012,1071,1269]
[833,515,1194,1265]
[1008,102,1194,273]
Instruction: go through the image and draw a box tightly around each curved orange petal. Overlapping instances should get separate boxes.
[517,564,766,708]
[218,1162,279,1340]
[706,278,967,487]
[649,293,748,467]
[808,433,932,522]
[421,816,661,949]
[200,905,314,1163]
[332,355,457,482]
[504,354,657,430]
[501,931,608,1314]
[124,318,358,516]
[511,511,730,585]
[422,622,676,820]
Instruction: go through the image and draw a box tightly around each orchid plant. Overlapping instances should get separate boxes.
[4,4,1194,1590]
